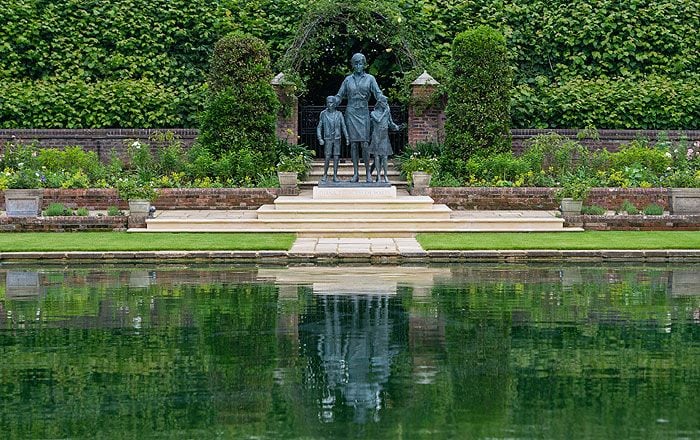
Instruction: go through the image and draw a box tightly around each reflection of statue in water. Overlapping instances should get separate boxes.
[335,53,384,183]
[302,295,400,424]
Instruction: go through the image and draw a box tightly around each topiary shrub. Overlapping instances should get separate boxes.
[444,26,512,171]
[198,32,279,164]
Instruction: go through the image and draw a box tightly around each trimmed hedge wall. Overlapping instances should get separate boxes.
[1,0,698,129]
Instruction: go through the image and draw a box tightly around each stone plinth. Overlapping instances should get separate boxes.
[409,71,445,147]
[313,186,397,199]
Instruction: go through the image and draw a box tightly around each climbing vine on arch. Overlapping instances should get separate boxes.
[277,0,439,104]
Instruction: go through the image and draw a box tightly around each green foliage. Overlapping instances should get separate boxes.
[581,205,606,215]
[116,176,158,201]
[444,26,512,164]
[277,0,428,102]
[521,133,592,178]
[512,75,700,129]
[1,0,698,128]
[44,203,70,216]
[556,173,591,201]
[276,153,312,178]
[75,207,90,216]
[396,149,440,182]
[107,206,123,216]
[619,200,640,215]
[643,204,664,216]
[0,79,187,128]
[198,32,279,170]
[37,146,103,181]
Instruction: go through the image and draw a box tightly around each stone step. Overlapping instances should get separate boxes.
[145,217,571,233]
[256,204,452,220]
[272,196,436,210]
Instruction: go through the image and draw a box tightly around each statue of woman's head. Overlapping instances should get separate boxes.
[350,53,367,74]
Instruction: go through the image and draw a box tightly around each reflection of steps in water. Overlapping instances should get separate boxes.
[257,266,452,296]
[670,269,700,297]
[6,271,44,299]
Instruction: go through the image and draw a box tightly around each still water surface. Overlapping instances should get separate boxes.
[0,264,699,439]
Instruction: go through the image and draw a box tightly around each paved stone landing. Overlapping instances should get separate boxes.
[289,237,427,257]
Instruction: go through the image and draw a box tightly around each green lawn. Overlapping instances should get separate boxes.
[417,231,700,250]
[0,232,296,252]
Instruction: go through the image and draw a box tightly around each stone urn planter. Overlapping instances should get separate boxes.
[411,172,432,191]
[277,171,298,190]
[4,189,43,217]
[670,188,700,214]
[560,198,583,216]
[128,199,151,215]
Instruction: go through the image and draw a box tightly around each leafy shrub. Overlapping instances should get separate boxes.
[277,153,312,177]
[397,153,440,183]
[611,140,671,175]
[643,204,664,216]
[556,173,591,201]
[520,133,591,178]
[619,200,639,215]
[44,203,69,216]
[116,176,158,201]
[37,146,104,181]
[581,205,606,215]
[198,32,278,159]
[75,207,89,216]
[444,26,512,165]
[107,206,122,216]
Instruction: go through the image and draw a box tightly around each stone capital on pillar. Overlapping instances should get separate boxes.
[271,73,299,145]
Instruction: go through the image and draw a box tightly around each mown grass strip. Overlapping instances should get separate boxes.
[416,231,700,250]
[0,232,296,252]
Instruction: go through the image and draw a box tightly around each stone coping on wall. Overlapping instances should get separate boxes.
[564,214,700,231]
[1,249,699,264]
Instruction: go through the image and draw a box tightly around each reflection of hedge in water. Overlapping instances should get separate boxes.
[0,281,279,438]
[1,267,699,437]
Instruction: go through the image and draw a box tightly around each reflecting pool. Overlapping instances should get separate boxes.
[1,264,699,439]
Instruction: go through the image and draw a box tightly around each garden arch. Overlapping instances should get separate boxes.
[276,1,425,156]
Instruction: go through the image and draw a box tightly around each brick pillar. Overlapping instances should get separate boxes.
[271,73,298,144]
[408,71,445,147]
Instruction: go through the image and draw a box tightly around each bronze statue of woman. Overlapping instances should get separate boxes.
[335,53,384,182]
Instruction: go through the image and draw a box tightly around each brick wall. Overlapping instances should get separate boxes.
[427,187,671,210]
[3,127,698,159]
[0,129,198,162]
[0,215,127,232]
[565,214,700,231]
[1,188,280,211]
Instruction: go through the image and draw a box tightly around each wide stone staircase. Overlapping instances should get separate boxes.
[142,169,581,235]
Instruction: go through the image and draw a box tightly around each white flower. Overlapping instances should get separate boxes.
[664,152,672,158]
[667,167,672,171]
[17,162,23,168]
[131,140,141,149]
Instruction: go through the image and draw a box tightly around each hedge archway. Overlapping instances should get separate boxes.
[277,0,429,103]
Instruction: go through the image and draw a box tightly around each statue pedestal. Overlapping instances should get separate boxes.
[312,186,397,199]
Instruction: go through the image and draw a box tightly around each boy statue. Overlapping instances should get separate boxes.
[317,96,349,182]
[369,95,401,183]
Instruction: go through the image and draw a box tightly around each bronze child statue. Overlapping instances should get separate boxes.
[316,96,349,182]
[369,95,401,183]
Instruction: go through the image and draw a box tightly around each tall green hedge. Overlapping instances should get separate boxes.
[445,27,512,163]
[198,33,278,158]
[0,0,697,129]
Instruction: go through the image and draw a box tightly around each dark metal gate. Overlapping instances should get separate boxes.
[299,105,407,159]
